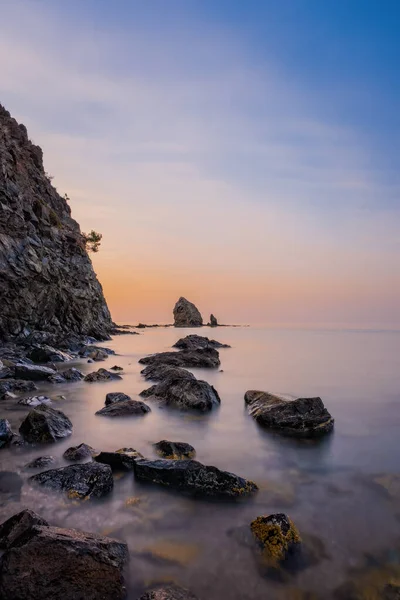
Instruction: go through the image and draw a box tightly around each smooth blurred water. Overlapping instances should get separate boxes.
[1,326,399,598]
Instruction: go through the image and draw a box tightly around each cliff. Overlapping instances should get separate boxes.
[0,104,113,341]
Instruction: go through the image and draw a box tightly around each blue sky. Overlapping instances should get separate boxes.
[1,0,399,324]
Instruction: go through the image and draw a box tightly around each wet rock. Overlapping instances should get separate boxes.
[96,399,151,417]
[173,334,230,350]
[154,440,196,459]
[29,462,114,499]
[19,405,73,443]
[84,368,122,382]
[334,565,400,600]
[209,314,218,327]
[140,371,220,412]
[0,366,14,379]
[0,419,14,448]
[138,584,198,600]
[27,345,72,363]
[251,513,301,568]
[18,395,52,407]
[110,365,123,371]
[173,297,203,327]
[0,515,128,600]
[24,456,55,469]
[134,459,258,498]
[47,374,66,384]
[244,391,334,438]
[0,379,38,399]
[105,392,132,406]
[63,443,96,461]
[139,347,220,369]
[50,367,84,383]
[0,509,49,549]
[0,471,23,501]
[140,364,193,382]
[94,448,144,470]
[14,363,56,381]
[79,345,115,358]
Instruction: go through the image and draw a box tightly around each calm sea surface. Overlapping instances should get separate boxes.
[1,326,399,598]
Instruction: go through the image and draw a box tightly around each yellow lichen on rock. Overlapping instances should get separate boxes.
[251,513,301,565]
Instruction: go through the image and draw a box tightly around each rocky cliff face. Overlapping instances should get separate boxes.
[0,104,113,341]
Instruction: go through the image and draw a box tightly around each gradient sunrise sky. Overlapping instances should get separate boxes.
[1,0,399,326]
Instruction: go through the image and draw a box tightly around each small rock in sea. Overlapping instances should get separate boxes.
[0,379,38,399]
[93,448,144,471]
[139,347,220,369]
[138,584,198,600]
[105,392,132,406]
[3,391,17,399]
[140,371,220,412]
[27,345,72,364]
[244,391,334,438]
[84,368,122,382]
[0,419,15,448]
[110,365,123,371]
[19,405,73,443]
[154,440,196,460]
[87,359,94,363]
[209,314,218,327]
[173,334,230,350]
[79,345,115,358]
[134,459,258,498]
[24,456,55,469]
[251,513,301,568]
[29,462,114,500]
[18,395,52,407]
[49,367,84,384]
[47,374,66,384]
[0,509,129,599]
[96,399,151,417]
[14,363,57,381]
[0,471,23,501]
[63,443,96,462]
[140,364,192,382]
[173,297,203,327]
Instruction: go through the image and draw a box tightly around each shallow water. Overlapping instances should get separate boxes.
[1,326,400,598]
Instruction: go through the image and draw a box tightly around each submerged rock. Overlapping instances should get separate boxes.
[139,347,220,369]
[154,440,196,460]
[0,510,128,600]
[173,297,203,327]
[134,459,258,498]
[141,371,220,412]
[24,456,55,469]
[105,392,132,406]
[0,419,14,448]
[244,391,334,437]
[138,584,198,600]
[84,368,122,382]
[63,443,96,462]
[18,395,52,407]
[19,405,73,443]
[29,462,113,499]
[0,471,23,500]
[140,364,193,382]
[0,379,38,399]
[27,345,72,364]
[14,363,56,381]
[96,399,151,417]
[94,448,144,471]
[173,334,230,350]
[334,565,400,600]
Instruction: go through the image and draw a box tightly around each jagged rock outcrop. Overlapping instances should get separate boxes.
[209,314,218,327]
[173,297,203,327]
[0,104,113,341]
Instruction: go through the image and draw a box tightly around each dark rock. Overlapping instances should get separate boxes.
[29,462,113,499]
[0,366,14,379]
[173,334,230,350]
[14,363,56,381]
[209,314,218,327]
[0,471,23,500]
[19,404,73,443]
[24,456,55,469]
[94,448,144,471]
[140,371,220,411]
[18,395,52,406]
[79,345,115,358]
[0,517,128,600]
[84,368,122,382]
[250,513,301,566]
[0,509,49,549]
[139,347,220,369]
[96,399,151,417]
[140,364,193,382]
[154,440,196,459]
[173,297,203,327]
[0,379,38,399]
[47,374,66,384]
[110,365,123,370]
[0,419,14,448]
[49,367,84,383]
[138,584,198,600]
[63,443,96,461]
[105,392,132,406]
[134,459,258,498]
[244,391,334,438]
[27,345,72,363]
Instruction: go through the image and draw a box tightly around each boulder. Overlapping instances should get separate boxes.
[27,345,72,364]
[244,391,334,437]
[138,585,198,600]
[63,443,96,461]
[0,379,38,399]
[154,440,196,460]
[173,297,203,327]
[96,399,151,417]
[140,364,193,382]
[14,363,56,381]
[0,509,49,549]
[110,365,123,371]
[24,456,55,469]
[94,448,144,471]
[140,371,220,412]
[79,345,115,358]
[29,462,113,499]
[105,392,132,406]
[250,513,301,568]
[19,405,73,443]
[18,395,52,407]
[139,347,220,369]
[84,368,122,382]
[173,334,230,350]
[209,314,218,327]
[50,367,84,383]
[0,419,14,448]
[134,459,258,498]
[0,513,128,600]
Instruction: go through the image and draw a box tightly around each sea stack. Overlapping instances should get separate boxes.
[173,297,203,327]
[209,314,218,327]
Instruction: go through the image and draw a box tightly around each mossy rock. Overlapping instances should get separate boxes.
[251,513,301,566]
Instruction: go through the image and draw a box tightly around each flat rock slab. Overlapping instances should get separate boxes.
[244,391,334,438]
[154,440,196,460]
[29,462,113,499]
[63,443,96,461]
[140,372,220,412]
[14,363,56,381]
[19,405,73,443]
[0,510,128,600]
[84,368,122,382]
[105,392,132,406]
[94,448,144,470]
[134,459,258,498]
[96,399,151,417]
[173,334,230,350]
[139,347,220,369]
[139,584,198,600]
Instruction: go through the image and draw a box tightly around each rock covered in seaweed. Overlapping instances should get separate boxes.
[139,347,220,369]
[251,513,301,567]
[19,405,73,443]
[173,297,203,327]
[29,462,113,499]
[154,440,196,460]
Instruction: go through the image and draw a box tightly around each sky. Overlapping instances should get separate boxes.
[1,0,399,326]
